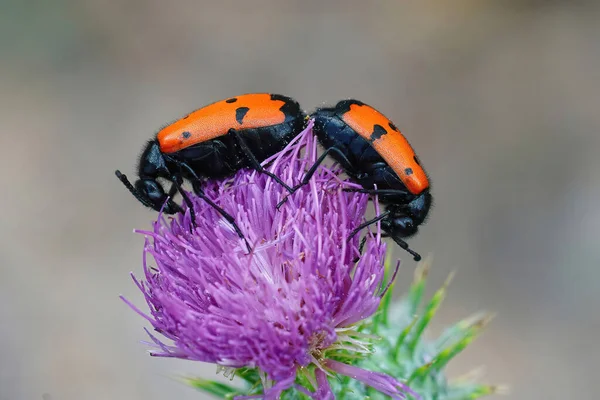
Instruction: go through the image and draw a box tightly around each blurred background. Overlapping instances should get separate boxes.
[1,1,598,399]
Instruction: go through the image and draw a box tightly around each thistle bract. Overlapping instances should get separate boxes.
[124,122,414,399]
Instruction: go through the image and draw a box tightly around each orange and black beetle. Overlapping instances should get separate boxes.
[116,93,306,245]
[285,99,431,261]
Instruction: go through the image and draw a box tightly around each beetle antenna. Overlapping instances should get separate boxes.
[115,170,154,209]
[391,235,422,262]
[115,170,137,195]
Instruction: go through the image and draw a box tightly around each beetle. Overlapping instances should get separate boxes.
[280,99,431,261]
[115,93,307,249]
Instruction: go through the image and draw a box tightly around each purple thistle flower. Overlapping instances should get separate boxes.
[123,121,414,399]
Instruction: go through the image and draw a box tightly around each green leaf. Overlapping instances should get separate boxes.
[373,253,397,329]
[393,315,418,358]
[235,367,261,384]
[431,314,494,372]
[184,378,240,399]
[407,270,455,353]
[446,383,508,399]
[406,258,431,316]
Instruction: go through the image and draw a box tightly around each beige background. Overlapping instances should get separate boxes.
[1,1,598,399]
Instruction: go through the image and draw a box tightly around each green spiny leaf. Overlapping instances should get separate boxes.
[430,314,494,372]
[446,383,508,399]
[373,253,397,328]
[407,314,493,384]
[235,367,261,384]
[184,377,240,399]
[407,270,455,352]
[393,315,418,358]
[406,258,431,316]
[435,312,489,349]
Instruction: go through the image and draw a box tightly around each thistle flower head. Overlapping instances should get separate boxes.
[124,122,415,399]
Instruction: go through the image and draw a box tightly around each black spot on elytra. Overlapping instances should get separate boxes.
[404,168,413,176]
[181,131,191,139]
[225,98,238,103]
[336,99,365,114]
[389,121,399,131]
[183,115,189,119]
[370,124,388,141]
[270,94,303,123]
[413,155,421,166]
[235,107,250,125]
[270,94,288,102]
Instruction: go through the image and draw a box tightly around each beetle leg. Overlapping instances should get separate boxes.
[276,146,354,209]
[342,188,409,198]
[170,158,252,253]
[228,128,294,192]
[166,181,178,197]
[348,210,421,262]
[347,210,391,240]
[163,181,186,213]
[170,176,198,227]
[191,182,252,253]
[352,236,368,263]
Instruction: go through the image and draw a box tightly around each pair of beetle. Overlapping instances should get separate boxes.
[116,93,431,261]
